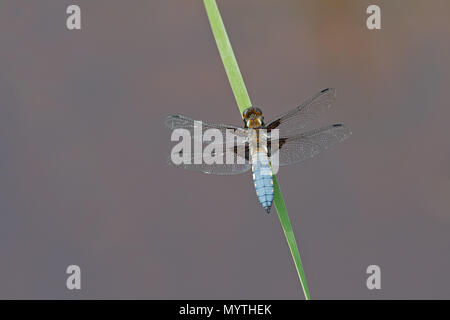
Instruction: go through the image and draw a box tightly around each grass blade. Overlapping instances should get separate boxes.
[272,177,310,300]
[203,0,251,113]
[203,0,310,300]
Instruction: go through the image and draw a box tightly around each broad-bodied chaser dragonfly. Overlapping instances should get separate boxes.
[165,88,351,213]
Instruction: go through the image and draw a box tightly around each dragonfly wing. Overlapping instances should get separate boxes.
[270,124,351,166]
[167,144,251,175]
[265,88,337,138]
[166,115,251,175]
[165,114,249,142]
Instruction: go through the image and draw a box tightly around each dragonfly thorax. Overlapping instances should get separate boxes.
[248,130,269,154]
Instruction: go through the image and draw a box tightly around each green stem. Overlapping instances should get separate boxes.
[272,177,310,300]
[203,0,310,300]
[203,0,251,114]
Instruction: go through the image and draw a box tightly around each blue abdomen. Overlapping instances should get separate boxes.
[251,151,274,213]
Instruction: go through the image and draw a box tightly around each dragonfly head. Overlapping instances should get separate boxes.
[243,107,264,128]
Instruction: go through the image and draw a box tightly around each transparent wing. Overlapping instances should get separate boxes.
[265,88,337,138]
[270,124,351,166]
[167,143,251,175]
[166,115,251,175]
[165,114,249,142]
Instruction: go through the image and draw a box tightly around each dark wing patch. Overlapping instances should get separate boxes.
[233,144,250,161]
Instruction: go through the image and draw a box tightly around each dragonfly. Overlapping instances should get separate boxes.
[165,88,351,213]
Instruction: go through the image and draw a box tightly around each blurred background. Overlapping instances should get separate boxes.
[0,0,449,299]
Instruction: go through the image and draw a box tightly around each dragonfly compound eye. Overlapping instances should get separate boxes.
[243,106,263,120]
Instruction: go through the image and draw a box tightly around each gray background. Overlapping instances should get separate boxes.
[0,0,449,299]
